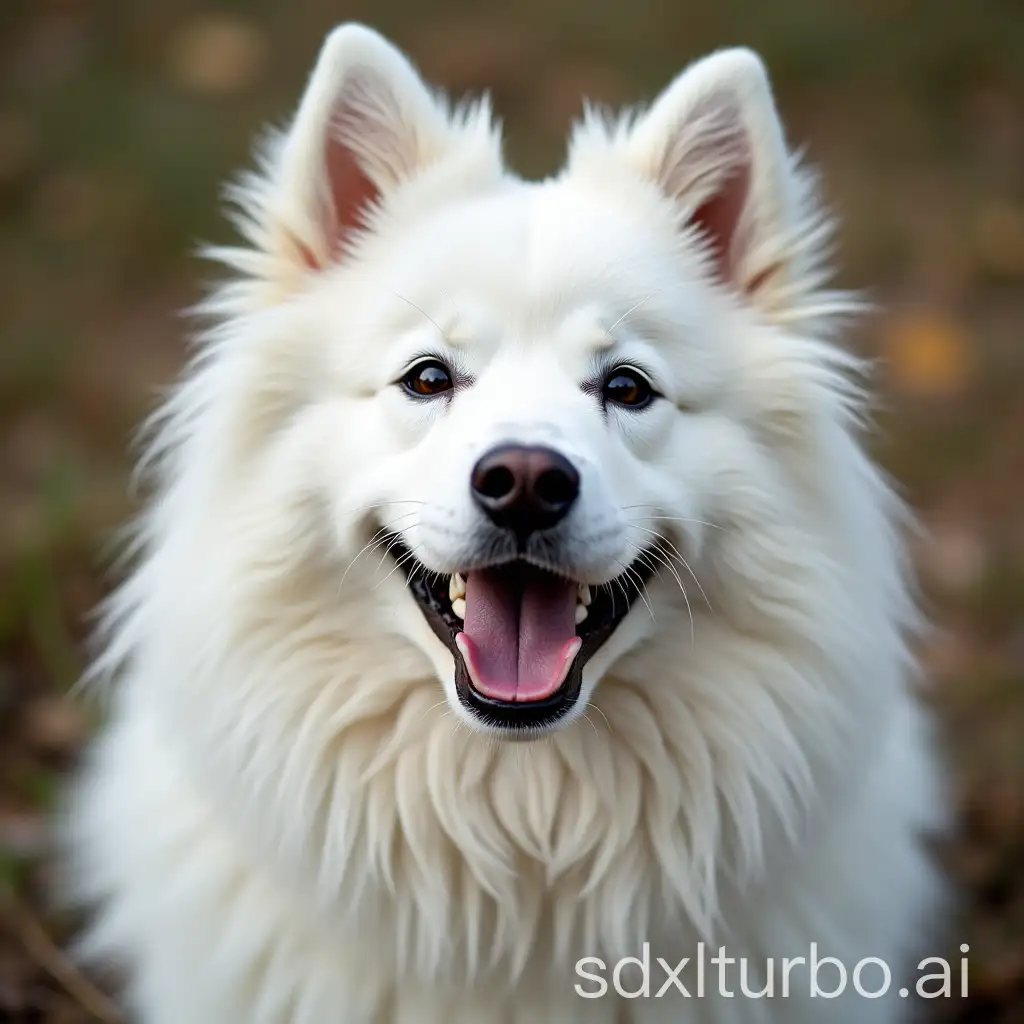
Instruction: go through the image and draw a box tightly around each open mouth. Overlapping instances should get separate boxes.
[386,537,658,731]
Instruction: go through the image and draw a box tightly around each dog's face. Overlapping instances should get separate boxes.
[321,190,733,735]
[231,27,833,739]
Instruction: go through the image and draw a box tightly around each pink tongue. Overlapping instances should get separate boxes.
[459,567,578,702]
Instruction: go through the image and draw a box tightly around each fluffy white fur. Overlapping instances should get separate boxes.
[66,25,945,1022]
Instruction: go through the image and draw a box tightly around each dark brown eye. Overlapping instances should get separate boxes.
[602,367,655,409]
[402,359,454,398]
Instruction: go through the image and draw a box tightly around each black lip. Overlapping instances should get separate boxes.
[387,536,658,732]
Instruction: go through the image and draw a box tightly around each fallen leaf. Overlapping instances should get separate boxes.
[882,309,973,398]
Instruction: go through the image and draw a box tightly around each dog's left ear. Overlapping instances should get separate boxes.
[602,50,813,307]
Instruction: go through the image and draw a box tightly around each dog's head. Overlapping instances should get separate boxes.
[201,26,869,740]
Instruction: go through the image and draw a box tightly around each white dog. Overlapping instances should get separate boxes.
[66,24,945,1023]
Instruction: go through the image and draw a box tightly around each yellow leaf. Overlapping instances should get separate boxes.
[883,311,973,397]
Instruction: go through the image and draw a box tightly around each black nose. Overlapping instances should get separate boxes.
[471,444,580,539]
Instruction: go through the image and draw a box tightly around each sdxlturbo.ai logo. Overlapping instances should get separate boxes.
[575,943,970,1001]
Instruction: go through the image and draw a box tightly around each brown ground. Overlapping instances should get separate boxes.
[1,0,1022,1020]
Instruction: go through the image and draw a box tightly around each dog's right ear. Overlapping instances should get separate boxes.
[238,25,497,281]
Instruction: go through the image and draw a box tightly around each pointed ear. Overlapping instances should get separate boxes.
[254,24,492,274]
[613,49,817,306]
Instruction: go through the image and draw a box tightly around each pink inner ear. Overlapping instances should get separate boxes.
[691,160,750,286]
[317,111,380,268]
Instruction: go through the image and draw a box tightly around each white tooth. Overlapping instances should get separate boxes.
[451,597,466,619]
[575,603,588,624]
[449,573,466,601]
[577,583,592,606]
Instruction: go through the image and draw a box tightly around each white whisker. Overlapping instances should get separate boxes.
[637,546,694,646]
[661,544,713,614]
[629,525,711,615]
[623,507,723,531]
[338,515,419,595]
[372,543,424,591]
[587,701,612,733]
[606,293,659,337]
[615,559,656,624]
[579,711,601,740]
[635,544,683,597]
[391,290,445,337]
[342,499,427,518]
[414,699,452,730]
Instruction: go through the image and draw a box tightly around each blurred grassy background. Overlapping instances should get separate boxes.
[1,0,1022,1020]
